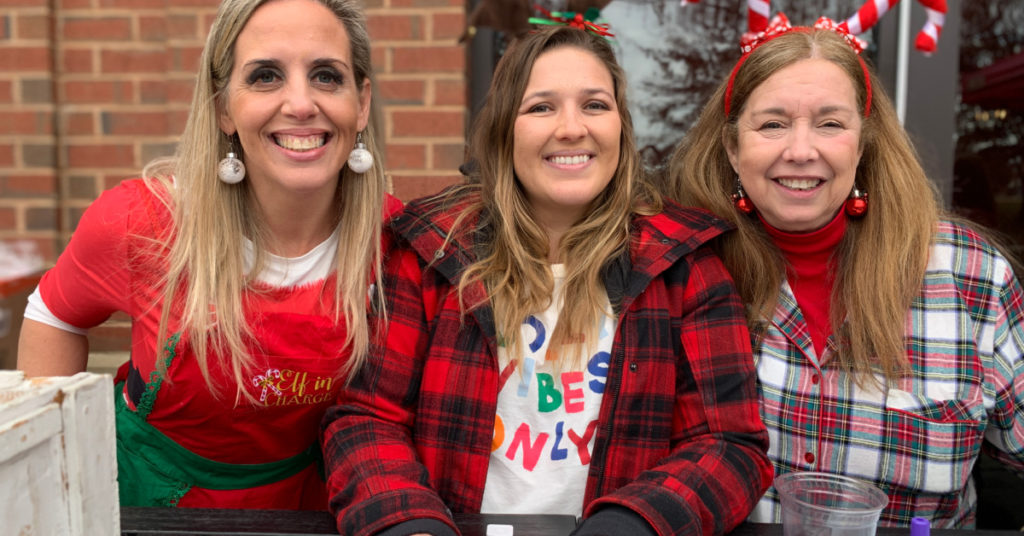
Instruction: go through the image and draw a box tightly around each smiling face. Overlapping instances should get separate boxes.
[512,46,621,231]
[727,57,863,232]
[217,0,370,201]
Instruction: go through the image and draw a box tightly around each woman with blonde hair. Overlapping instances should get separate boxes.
[322,24,771,536]
[18,0,399,509]
[668,14,1024,528]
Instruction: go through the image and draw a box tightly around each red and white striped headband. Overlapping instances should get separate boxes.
[723,13,873,118]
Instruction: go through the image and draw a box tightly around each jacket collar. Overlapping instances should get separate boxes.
[391,187,734,308]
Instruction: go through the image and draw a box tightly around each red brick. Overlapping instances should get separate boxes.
[21,79,53,103]
[378,79,425,105]
[99,0,165,8]
[17,14,52,40]
[65,112,95,135]
[142,78,195,104]
[26,206,55,230]
[101,49,167,73]
[385,144,426,170]
[371,47,388,72]
[4,174,57,196]
[168,108,188,132]
[138,15,167,41]
[172,45,203,72]
[393,46,464,73]
[168,0,221,7]
[391,174,461,202]
[0,0,48,7]
[0,81,12,103]
[368,14,422,41]
[432,12,464,40]
[0,46,52,71]
[68,143,135,167]
[0,207,15,230]
[432,143,466,170]
[0,111,53,135]
[58,0,90,9]
[392,110,464,137]
[434,78,465,106]
[63,80,132,103]
[390,0,461,7]
[167,13,198,39]
[62,48,95,73]
[0,145,13,166]
[166,78,195,103]
[101,110,170,135]
[63,17,133,40]
[102,174,129,190]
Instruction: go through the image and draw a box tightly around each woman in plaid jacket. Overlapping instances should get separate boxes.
[670,17,1024,529]
[321,26,772,536]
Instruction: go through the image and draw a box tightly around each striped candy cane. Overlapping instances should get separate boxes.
[747,0,771,33]
[841,0,946,54]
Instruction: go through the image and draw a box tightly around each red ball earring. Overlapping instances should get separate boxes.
[732,183,754,214]
[845,187,868,217]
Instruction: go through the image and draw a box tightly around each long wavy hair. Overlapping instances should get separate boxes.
[669,28,938,383]
[449,26,660,368]
[141,0,387,401]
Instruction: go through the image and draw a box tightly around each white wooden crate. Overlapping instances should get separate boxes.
[0,370,119,535]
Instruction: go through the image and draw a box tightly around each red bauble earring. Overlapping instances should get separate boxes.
[732,183,754,214]
[845,187,868,217]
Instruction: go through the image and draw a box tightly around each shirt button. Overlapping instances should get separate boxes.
[811,374,820,385]
[629,362,638,372]
[804,452,815,464]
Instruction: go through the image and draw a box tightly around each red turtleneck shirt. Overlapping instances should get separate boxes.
[761,210,847,358]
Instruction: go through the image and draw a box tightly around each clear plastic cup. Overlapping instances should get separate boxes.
[775,471,889,536]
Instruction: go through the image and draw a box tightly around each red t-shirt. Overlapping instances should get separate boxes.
[39,179,402,509]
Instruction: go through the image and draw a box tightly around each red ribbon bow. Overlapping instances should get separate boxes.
[739,13,867,55]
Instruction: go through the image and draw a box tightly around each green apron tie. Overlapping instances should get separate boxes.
[115,383,321,507]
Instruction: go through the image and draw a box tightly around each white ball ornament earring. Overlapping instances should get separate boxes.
[218,151,246,184]
[347,131,373,174]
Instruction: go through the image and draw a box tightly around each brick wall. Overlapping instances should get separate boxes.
[0,0,467,357]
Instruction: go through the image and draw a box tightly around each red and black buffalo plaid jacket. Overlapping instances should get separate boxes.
[322,189,772,536]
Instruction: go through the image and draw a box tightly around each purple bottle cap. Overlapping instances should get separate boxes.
[911,517,930,536]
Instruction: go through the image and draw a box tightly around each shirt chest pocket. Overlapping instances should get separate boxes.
[877,389,985,495]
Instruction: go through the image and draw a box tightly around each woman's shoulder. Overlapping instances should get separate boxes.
[930,219,1017,284]
[637,198,735,243]
[933,219,1007,258]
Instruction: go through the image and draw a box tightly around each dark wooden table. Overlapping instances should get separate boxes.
[120,507,578,536]
[121,508,1023,536]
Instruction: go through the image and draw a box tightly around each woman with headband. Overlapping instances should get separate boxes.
[668,14,1024,528]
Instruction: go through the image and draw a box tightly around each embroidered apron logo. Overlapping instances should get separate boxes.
[252,369,284,402]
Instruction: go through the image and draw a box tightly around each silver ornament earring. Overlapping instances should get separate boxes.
[217,138,246,184]
[347,131,373,174]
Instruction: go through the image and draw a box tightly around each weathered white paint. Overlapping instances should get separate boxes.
[0,371,119,535]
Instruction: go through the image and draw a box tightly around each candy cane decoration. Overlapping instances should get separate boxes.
[252,368,283,402]
[841,0,947,54]
[747,0,770,33]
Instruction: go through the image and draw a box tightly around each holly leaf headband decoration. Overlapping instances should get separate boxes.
[528,6,614,38]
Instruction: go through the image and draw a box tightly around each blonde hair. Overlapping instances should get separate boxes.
[448,27,660,368]
[142,0,387,401]
[669,29,939,383]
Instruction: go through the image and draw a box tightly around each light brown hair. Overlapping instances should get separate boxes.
[450,26,660,367]
[142,0,387,401]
